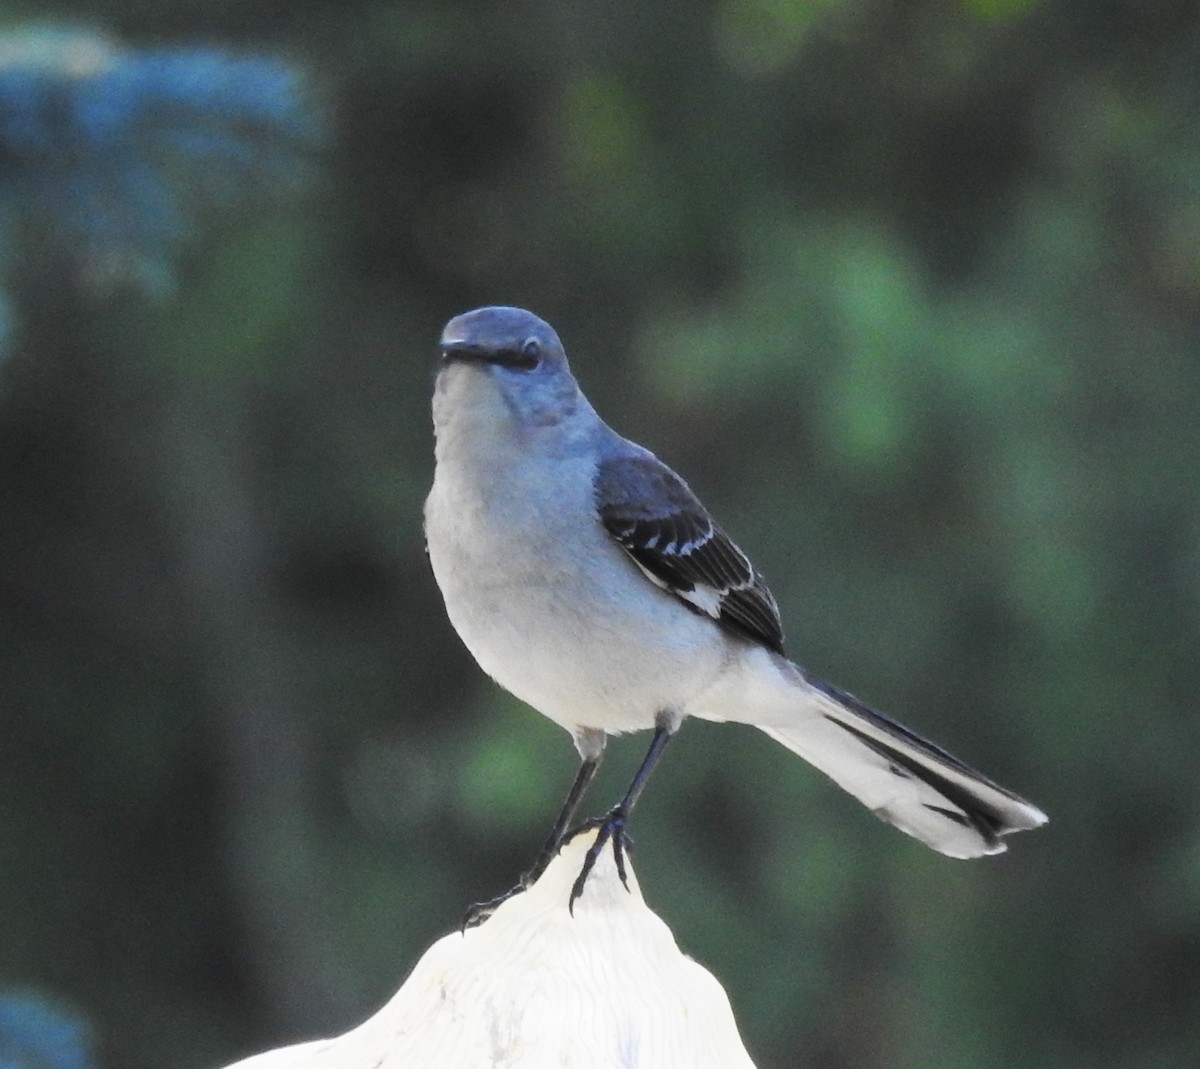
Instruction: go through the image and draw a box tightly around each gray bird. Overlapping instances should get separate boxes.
[424,306,1046,917]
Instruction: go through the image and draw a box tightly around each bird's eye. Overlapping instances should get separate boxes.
[516,336,542,368]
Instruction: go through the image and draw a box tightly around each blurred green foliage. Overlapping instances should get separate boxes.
[2,2,1200,1068]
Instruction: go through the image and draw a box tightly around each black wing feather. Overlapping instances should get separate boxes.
[595,449,785,654]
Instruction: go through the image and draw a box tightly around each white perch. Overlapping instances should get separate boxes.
[219,833,759,1069]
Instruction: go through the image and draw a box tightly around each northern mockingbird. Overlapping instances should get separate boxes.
[425,306,1046,918]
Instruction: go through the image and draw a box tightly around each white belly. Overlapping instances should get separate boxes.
[424,456,727,738]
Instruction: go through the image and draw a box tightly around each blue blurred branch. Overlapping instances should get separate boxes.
[0,26,320,301]
[0,993,90,1069]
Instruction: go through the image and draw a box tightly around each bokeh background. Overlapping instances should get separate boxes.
[2,1,1198,1067]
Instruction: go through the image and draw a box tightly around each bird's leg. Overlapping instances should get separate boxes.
[567,722,674,913]
[524,754,602,884]
[461,753,601,929]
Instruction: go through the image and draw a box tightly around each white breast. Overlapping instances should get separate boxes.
[424,364,727,738]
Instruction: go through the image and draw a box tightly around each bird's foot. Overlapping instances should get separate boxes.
[460,878,530,931]
[461,828,585,930]
[463,806,633,925]
[565,805,631,914]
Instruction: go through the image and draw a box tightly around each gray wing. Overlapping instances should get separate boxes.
[594,448,785,655]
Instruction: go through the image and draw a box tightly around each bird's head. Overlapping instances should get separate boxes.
[440,306,567,373]
[436,306,586,434]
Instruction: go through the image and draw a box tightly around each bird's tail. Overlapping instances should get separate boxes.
[757,670,1046,858]
[695,648,1047,857]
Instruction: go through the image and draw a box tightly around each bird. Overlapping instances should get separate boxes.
[423,305,1047,919]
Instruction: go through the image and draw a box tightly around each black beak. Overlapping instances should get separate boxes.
[440,340,486,364]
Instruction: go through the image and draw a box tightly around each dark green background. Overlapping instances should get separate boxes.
[3,1,1198,1067]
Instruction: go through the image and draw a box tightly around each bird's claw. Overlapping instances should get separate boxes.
[566,805,632,913]
[463,805,634,926]
[461,831,575,930]
[460,880,528,931]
